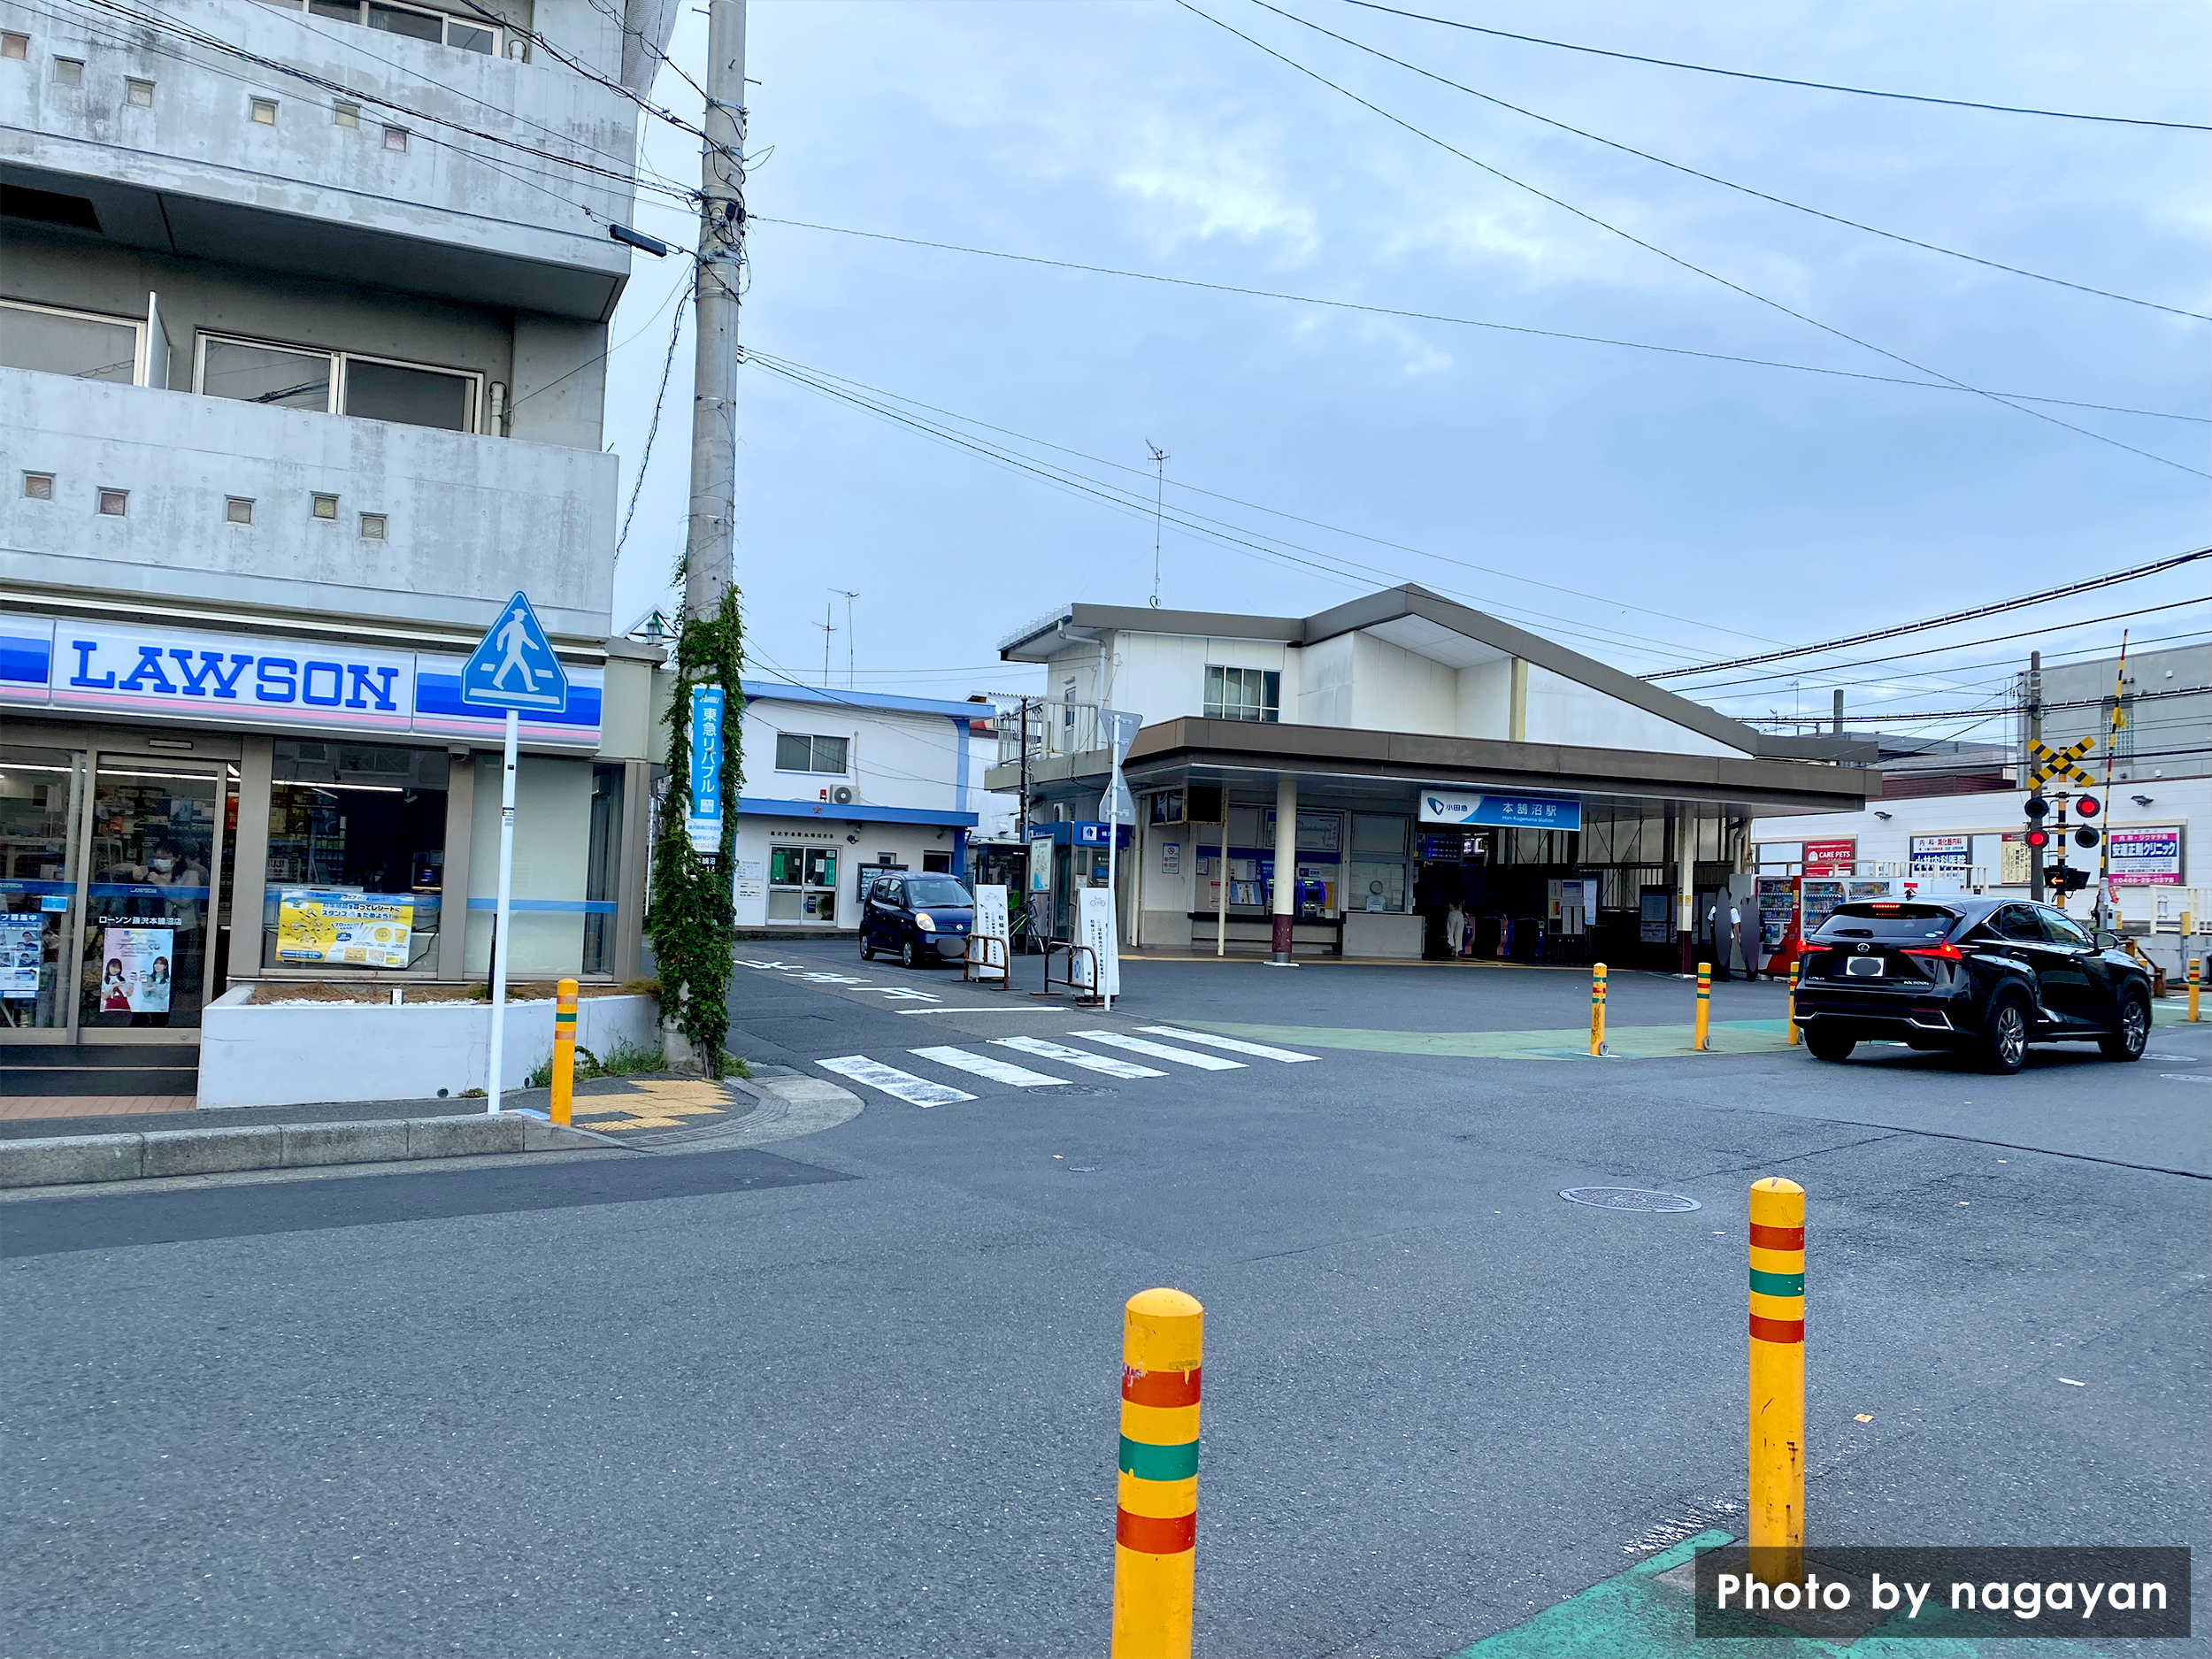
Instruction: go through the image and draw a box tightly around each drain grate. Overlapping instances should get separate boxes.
[1560,1186,1701,1212]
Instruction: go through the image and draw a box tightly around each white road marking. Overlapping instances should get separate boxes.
[1136,1025,1319,1063]
[909,1046,1073,1087]
[816,1055,976,1107]
[991,1036,1166,1079]
[899,1005,1077,1015]
[1066,1030,1245,1070]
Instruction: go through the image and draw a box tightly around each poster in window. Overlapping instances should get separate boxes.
[275,889,413,968]
[99,924,174,1012]
[2,914,41,999]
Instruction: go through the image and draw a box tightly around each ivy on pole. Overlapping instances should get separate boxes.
[646,587,744,1077]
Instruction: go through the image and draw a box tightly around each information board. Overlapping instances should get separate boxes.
[275,889,412,969]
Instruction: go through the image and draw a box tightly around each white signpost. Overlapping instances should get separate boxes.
[458,591,568,1114]
[1095,710,1142,1011]
[972,883,1009,981]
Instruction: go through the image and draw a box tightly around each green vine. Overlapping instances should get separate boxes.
[645,586,744,1078]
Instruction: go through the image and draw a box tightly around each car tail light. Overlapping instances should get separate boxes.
[1901,941,1963,963]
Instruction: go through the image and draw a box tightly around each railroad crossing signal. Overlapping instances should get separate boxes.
[2025,735,2095,791]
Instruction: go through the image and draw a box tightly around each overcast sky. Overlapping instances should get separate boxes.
[601,0,2208,741]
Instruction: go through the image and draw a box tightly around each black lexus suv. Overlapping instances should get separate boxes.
[1793,896,2153,1074]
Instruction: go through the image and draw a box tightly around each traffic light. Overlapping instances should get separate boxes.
[2075,795,2101,818]
[2024,826,2051,850]
[2075,826,2101,849]
[2024,794,2051,850]
[2025,796,2050,820]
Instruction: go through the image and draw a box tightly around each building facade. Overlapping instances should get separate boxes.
[1,0,676,1045]
[728,681,986,933]
[992,587,1875,966]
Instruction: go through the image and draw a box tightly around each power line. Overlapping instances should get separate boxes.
[1333,0,2212,133]
[1173,0,2212,482]
[753,219,2206,426]
[1745,683,2208,723]
[746,353,1740,664]
[613,284,694,564]
[1645,553,2212,680]
[1254,0,2211,321]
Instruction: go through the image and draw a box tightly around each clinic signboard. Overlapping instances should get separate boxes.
[2107,826,2183,887]
[0,613,601,748]
[1418,792,1582,833]
[1909,833,1970,876]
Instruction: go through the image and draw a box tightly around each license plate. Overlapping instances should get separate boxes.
[1844,957,1885,978]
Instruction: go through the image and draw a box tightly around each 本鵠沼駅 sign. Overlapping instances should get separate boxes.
[1418,791,1582,833]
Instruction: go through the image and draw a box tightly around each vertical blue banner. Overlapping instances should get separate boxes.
[687,685,726,853]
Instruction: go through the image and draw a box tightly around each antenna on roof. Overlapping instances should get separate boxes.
[1146,441,1169,609]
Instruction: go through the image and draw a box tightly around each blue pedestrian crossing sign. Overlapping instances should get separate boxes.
[461,591,568,713]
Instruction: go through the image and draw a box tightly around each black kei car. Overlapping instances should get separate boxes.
[858,872,975,969]
[1792,896,2153,1074]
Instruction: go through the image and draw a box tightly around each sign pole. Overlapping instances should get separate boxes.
[1104,788,1118,1012]
[487,705,518,1113]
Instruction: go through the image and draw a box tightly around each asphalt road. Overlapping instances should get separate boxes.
[4,941,2206,1657]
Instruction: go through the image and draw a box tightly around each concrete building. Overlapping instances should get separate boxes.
[990,586,1875,965]
[1,0,676,1047]
[730,682,987,934]
[2024,642,2210,789]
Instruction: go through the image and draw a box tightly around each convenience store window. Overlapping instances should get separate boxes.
[263,741,449,971]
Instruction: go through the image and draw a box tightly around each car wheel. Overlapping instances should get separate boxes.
[2099,987,2150,1063]
[901,937,919,970]
[1980,993,2030,1075]
[1805,1027,1855,1064]
[860,928,875,961]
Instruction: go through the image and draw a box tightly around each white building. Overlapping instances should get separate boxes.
[1,0,676,1049]
[992,587,1874,964]
[729,681,994,933]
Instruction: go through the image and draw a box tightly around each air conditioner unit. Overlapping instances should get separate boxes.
[831,785,857,806]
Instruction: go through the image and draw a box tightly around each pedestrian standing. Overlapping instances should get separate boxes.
[1706,899,1732,982]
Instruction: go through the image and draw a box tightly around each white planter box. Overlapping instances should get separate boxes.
[196,990,661,1110]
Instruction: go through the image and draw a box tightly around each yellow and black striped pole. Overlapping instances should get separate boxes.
[1747,1177,1805,1586]
[1786,960,1801,1046]
[550,977,578,1126]
[1588,962,1608,1056]
[1694,962,1712,1051]
[1112,1288,1202,1659]
[2189,956,2200,1023]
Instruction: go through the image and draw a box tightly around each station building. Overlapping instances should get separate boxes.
[991,587,1877,966]
[1,0,678,1048]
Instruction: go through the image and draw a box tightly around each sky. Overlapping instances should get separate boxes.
[598,0,2209,743]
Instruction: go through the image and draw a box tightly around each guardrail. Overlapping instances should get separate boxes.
[964,933,1010,987]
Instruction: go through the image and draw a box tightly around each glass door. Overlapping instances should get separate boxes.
[0,744,87,1039]
[77,753,227,1041]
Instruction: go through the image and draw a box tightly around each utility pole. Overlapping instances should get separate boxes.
[1147,441,1168,609]
[682,0,746,621]
[2026,649,2044,902]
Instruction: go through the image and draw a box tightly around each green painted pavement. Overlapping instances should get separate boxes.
[1181,1018,1799,1062]
[1451,1532,2112,1656]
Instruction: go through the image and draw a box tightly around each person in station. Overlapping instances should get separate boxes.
[1706,895,1743,982]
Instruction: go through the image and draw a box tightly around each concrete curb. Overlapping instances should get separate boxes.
[0,1112,627,1190]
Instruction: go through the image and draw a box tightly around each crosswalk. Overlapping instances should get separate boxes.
[815,1025,1321,1108]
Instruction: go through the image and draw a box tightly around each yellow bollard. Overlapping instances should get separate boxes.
[1112,1288,1203,1659]
[1747,1178,1806,1587]
[1786,960,1801,1046]
[550,977,578,1126]
[1694,963,1711,1052]
[2189,956,2200,1023]
[1588,962,1608,1056]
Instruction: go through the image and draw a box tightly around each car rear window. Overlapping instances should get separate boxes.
[1811,902,1961,943]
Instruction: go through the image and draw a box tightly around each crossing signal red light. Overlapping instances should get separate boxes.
[2024,827,2050,849]
[2075,795,2100,818]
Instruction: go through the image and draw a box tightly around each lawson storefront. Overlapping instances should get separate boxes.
[1,609,657,1048]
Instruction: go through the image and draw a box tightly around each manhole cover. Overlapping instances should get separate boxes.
[1560,1187,1701,1212]
[1032,1084,1112,1098]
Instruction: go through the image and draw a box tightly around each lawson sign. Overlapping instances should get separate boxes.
[1418,790,1582,832]
[0,615,601,748]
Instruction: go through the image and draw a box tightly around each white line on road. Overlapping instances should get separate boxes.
[816,1055,976,1107]
[1136,1025,1319,1063]
[909,1046,1073,1087]
[1066,1030,1246,1070]
[897,1006,1077,1015]
[991,1036,1166,1079]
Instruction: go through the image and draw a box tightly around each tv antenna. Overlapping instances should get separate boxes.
[1146,441,1169,609]
[833,589,860,688]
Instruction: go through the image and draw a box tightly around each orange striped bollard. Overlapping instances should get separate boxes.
[2189,956,2200,1023]
[1112,1288,1203,1659]
[1786,961,1801,1046]
[550,977,578,1126]
[1694,963,1712,1051]
[1747,1178,1805,1586]
[1588,962,1608,1056]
